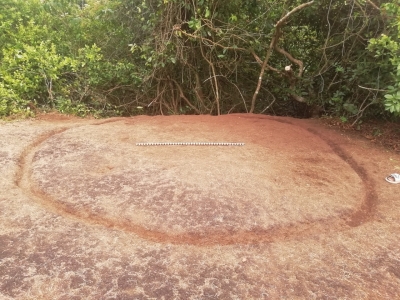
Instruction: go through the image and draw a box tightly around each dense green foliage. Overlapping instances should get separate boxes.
[368,0,400,116]
[0,0,398,121]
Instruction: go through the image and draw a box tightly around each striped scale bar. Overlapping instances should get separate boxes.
[136,142,245,146]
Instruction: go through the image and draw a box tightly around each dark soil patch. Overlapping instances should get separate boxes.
[322,117,400,152]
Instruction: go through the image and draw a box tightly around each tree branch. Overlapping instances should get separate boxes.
[276,1,315,27]
[249,1,314,113]
[365,0,380,11]
[274,28,304,77]
[171,79,201,114]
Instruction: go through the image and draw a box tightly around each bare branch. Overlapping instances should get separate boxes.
[171,79,201,114]
[274,30,304,77]
[365,0,380,11]
[174,27,247,52]
[276,1,315,27]
[249,1,314,113]
[249,35,278,113]
[358,85,387,92]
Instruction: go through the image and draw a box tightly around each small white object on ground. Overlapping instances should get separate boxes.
[385,173,400,184]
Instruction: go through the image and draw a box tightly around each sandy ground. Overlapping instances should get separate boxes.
[0,113,399,299]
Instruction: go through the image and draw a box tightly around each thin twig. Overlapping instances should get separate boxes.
[358,85,387,92]
[365,0,380,11]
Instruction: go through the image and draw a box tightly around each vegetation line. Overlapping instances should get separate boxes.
[1,0,399,120]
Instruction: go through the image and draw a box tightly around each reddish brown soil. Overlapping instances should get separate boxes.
[322,117,400,153]
[1,113,400,299]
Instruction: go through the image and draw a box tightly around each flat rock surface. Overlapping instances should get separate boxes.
[1,114,399,299]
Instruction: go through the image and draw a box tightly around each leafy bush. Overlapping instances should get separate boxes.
[0,0,399,120]
[367,1,400,116]
[0,83,32,117]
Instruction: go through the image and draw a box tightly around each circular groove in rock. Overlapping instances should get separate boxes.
[15,118,376,246]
